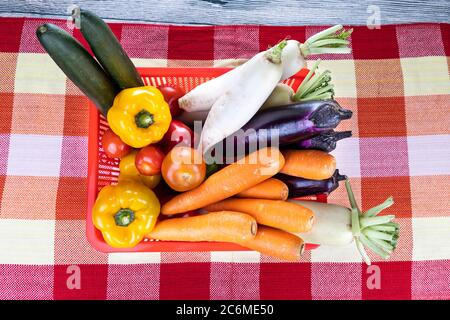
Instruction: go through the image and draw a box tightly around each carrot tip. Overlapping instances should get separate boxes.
[280,187,289,201]
[300,242,306,256]
[251,222,258,236]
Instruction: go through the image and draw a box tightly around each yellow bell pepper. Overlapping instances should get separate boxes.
[119,150,161,189]
[107,86,172,148]
[92,180,160,248]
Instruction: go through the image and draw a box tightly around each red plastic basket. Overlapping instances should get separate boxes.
[86,67,326,253]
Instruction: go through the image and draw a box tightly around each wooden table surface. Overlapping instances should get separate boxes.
[1,0,449,25]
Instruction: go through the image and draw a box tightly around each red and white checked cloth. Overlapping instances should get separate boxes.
[0,18,449,300]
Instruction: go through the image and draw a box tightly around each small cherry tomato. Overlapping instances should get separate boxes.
[157,85,185,117]
[135,145,165,176]
[159,120,196,153]
[161,146,206,192]
[119,150,161,189]
[102,128,132,158]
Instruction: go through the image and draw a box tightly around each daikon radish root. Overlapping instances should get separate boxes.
[204,198,314,233]
[242,226,305,261]
[280,150,336,180]
[147,211,257,243]
[178,25,352,113]
[200,42,286,153]
[161,147,285,215]
[290,180,399,266]
[237,178,288,200]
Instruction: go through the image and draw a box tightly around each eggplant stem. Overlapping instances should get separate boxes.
[339,109,353,120]
[334,131,352,141]
[336,170,348,181]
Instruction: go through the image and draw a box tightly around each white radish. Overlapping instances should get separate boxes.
[280,25,352,80]
[291,201,353,246]
[200,43,286,153]
[178,25,352,113]
[178,52,262,112]
[279,40,305,81]
[290,180,398,265]
[260,83,294,110]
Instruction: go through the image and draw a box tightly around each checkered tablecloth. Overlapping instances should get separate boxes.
[0,17,449,300]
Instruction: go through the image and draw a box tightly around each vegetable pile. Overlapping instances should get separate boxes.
[37,10,399,264]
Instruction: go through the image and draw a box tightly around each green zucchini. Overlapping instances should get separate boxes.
[36,23,118,116]
[77,10,143,89]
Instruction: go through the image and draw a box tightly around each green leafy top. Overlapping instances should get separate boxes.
[300,25,352,56]
[265,40,288,64]
[345,180,399,265]
[292,59,334,102]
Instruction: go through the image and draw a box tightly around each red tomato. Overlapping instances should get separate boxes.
[161,147,206,192]
[157,85,185,117]
[101,129,132,158]
[159,120,196,153]
[135,145,165,176]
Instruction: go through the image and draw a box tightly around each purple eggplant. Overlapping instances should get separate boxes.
[276,170,347,198]
[295,130,352,152]
[223,100,352,154]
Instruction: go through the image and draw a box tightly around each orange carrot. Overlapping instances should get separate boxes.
[161,147,285,215]
[280,150,336,180]
[147,211,257,243]
[204,198,314,233]
[237,178,288,200]
[242,226,305,261]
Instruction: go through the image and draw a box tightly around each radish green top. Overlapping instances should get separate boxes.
[179,25,352,113]
[345,180,398,265]
[292,180,398,266]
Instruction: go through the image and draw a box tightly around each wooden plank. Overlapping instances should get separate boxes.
[1,0,449,25]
